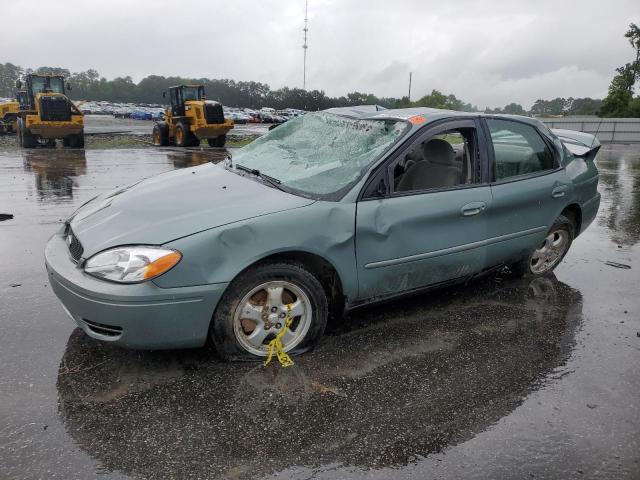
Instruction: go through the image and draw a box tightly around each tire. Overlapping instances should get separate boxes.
[207,135,226,148]
[64,131,84,149]
[211,262,328,362]
[510,214,575,277]
[175,122,195,147]
[18,118,37,148]
[152,123,169,146]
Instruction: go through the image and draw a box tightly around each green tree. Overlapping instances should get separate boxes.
[35,66,71,77]
[0,62,22,97]
[601,23,640,117]
[502,103,527,115]
[567,97,602,116]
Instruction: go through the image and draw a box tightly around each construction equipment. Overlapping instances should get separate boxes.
[15,74,84,148]
[152,85,233,147]
[0,91,26,134]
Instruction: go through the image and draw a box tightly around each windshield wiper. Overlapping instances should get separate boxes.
[235,164,285,192]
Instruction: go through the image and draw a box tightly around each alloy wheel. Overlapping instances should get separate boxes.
[233,281,312,356]
[530,229,569,274]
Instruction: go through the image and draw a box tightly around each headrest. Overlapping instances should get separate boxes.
[423,138,455,166]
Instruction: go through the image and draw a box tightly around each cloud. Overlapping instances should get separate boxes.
[0,0,637,108]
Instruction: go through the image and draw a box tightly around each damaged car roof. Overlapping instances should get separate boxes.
[325,105,550,131]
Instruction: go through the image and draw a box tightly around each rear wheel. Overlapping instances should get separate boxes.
[510,214,574,277]
[17,118,37,148]
[152,123,169,146]
[210,262,328,361]
[207,135,226,148]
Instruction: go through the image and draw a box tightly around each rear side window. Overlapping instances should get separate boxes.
[487,119,556,181]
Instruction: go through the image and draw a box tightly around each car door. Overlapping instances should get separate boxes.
[482,117,573,268]
[355,119,493,300]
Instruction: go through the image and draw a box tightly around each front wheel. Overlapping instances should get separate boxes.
[210,262,328,361]
[17,118,37,148]
[207,135,226,148]
[63,131,84,149]
[510,214,575,277]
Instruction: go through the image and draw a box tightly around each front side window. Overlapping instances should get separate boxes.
[393,127,477,193]
[231,112,409,198]
[487,119,556,181]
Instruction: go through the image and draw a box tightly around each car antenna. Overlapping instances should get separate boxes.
[592,118,604,147]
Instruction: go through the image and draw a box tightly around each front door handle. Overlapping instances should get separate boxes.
[552,186,568,198]
[461,201,486,217]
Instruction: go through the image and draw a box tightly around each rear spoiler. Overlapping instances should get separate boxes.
[552,128,601,162]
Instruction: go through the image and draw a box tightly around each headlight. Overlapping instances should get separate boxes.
[84,246,182,283]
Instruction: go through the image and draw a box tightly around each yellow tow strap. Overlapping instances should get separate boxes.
[263,303,294,368]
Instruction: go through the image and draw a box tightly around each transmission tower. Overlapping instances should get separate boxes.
[303,0,309,90]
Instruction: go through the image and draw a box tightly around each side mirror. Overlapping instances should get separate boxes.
[374,178,387,198]
[15,80,22,89]
[363,177,387,199]
[66,83,72,91]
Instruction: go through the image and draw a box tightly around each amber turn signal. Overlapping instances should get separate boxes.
[144,251,182,279]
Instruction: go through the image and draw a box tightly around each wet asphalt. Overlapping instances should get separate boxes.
[0,142,639,480]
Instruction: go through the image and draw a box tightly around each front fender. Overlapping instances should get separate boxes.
[155,201,358,300]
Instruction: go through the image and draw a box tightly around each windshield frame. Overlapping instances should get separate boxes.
[226,113,411,202]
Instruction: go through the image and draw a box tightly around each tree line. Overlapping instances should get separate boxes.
[1,44,637,117]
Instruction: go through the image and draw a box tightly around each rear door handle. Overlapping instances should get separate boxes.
[552,186,568,198]
[461,201,486,217]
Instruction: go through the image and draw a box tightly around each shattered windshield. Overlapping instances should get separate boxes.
[231,112,409,198]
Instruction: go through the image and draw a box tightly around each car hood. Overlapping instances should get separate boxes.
[69,163,315,258]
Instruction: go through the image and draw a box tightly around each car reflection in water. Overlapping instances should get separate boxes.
[56,274,582,480]
[22,149,87,201]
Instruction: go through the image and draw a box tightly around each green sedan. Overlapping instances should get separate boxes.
[45,106,601,360]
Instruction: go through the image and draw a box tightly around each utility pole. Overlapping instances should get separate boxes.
[408,72,412,102]
[303,0,309,90]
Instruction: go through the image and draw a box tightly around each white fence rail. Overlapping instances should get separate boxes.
[539,117,640,144]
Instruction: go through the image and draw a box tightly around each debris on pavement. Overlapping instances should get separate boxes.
[604,261,631,269]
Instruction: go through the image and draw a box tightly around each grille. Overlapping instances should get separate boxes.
[67,229,84,261]
[204,102,224,124]
[83,319,123,337]
[40,96,71,121]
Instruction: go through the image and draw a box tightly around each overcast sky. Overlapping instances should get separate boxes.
[2,0,638,108]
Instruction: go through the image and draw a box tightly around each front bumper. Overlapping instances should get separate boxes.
[27,115,84,138]
[45,231,228,349]
[193,119,234,139]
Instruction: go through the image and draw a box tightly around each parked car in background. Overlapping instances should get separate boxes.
[45,106,600,360]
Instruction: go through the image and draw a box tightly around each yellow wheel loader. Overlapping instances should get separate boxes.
[15,74,84,148]
[152,85,233,148]
[0,91,26,134]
